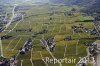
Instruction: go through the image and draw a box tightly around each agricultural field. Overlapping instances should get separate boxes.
[0,5,99,66]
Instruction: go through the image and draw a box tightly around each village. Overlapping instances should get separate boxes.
[0,1,100,66]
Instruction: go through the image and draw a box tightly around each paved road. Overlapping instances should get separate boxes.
[95,44,100,66]
[40,39,62,66]
[4,4,17,30]
[96,54,100,66]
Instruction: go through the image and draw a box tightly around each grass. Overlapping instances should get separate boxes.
[0,5,97,66]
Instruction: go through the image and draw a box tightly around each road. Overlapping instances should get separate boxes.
[96,54,100,66]
[40,39,62,66]
[0,4,18,57]
[4,4,17,30]
[95,43,100,66]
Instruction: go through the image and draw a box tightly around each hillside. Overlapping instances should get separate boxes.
[0,0,49,5]
[50,0,100,16]
[83,0,100,13]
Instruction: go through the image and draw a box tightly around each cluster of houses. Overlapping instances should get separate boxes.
[71,23,100,36]
[0,15,8,24]
[0,57,10,66]
[9,56,17,66]
[64,8,77,17]
[14,6,32,13]
[94,15,100,34]
[0,6,8,25]
[12,13,23,22]
[0,56,17,66]
[19,38,33,55]
[84,28,99,36]
[72,24,84,33]
[1,35,12,40]
[85,15,100,36]
[64,36,72,41]
[89,43,100,57]
[41,38,56,52]
[16,28,32,32]
[94,15,100,21]
[34,29,48,35]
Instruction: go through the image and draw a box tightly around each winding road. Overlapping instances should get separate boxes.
[0,4,18,57]
[4,4,17,31]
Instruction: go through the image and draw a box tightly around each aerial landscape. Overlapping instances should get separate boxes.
[0,0,100,66]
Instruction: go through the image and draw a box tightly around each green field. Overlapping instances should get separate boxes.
[0,5,98,66]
